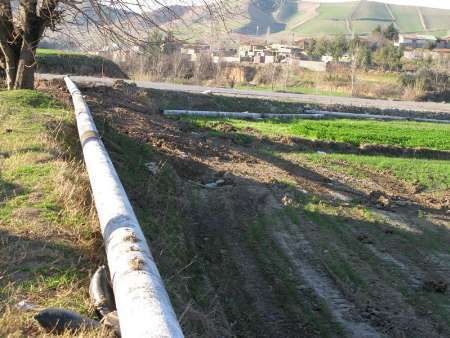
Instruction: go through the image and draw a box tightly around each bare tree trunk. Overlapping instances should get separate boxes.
[1,45,18,89]
[0,0,20,89]
[14,46,36,89]
[0,0,59,89]
[14,0,43,89]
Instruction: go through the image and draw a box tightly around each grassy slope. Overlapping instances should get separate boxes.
[36,49,127,78]
[352,1,391,20]
[299,152,449,190]
[0,91,104,336]
[421,7,450,30]
[318,2,356,19]
[351,20,391,34]
[235,83,349,97]
[275,0,298,22]
[189,117,450,150]
[229,0,450,36]
[389,5,423,32]
[293,3,354,35]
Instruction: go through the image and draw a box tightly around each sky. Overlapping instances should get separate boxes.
[304,0,450,10]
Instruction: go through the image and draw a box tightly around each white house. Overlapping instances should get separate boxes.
[395,34,437,49]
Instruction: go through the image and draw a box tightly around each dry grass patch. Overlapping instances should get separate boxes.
[0,90,102,336]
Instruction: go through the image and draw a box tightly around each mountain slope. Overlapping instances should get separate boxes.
[199,0,450,37]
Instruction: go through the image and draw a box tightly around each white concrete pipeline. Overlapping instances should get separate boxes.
[163,110,325,119]
[263,113,325,119]
[64,76,183,338]
[163,110,262,119]
[164,109,450,124]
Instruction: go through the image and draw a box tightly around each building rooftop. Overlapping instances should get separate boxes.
[400,34,437,41]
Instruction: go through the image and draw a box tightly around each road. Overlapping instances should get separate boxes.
[37,73,450,115]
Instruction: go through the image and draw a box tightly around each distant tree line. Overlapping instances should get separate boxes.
[305,23,403,71]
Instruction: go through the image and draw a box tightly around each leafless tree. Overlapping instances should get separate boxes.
[0,0,229,90]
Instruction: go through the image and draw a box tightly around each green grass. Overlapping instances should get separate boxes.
[389,5,423,32]
[421,7,450,30]
[0,90,101,336]
[188,117,450,151]
[290,2,353,35]
[297,152,450,191]
[293,19,349,35]
[351,20,391,34]
[245,214,344,337]
[280,1,450,36]
[357,71,399,85]
[317,3,356,20]
[352,1,392,21]
[36,48,85,56]
[236,83,349,97]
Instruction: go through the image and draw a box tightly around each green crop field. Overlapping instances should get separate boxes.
[180,114,450,193]
[178,113,450,195]
[317,3,356,20]
[421,7,450,30]
[298,152,450,191]
[293,19,349,35]
[229,0,450,36]
[352,2,392,21]
[186,117,450,150]
[351,20,390,34]
[389,5,423,32]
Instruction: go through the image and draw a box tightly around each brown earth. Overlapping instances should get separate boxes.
[39,79,450,337]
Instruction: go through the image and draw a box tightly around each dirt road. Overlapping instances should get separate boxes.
[37,73,450,116]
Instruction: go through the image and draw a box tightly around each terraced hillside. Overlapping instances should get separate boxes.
[183,0,450,38]
[270,0,450,36]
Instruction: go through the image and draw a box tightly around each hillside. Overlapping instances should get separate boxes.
[171,0,450,39]
[40,0,450,49]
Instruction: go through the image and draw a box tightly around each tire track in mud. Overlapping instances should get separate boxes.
[272,228,382,338]
[188,187,306,337]
[373,209,450,285]
[365,244,424,288]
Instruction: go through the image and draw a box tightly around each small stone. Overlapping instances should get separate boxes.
[282,194,294,206]
[144,162,159,175]
[15,300,38,312]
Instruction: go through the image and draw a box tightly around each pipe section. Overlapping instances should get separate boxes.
[163,110,262,119]
[163,110,324,119]
[64,76,183,338]
[164,109,450,124]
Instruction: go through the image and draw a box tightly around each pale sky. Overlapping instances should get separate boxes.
[304,0,450,10]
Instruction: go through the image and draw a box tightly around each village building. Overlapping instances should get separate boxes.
[395,34,438,49]
[180,44,210,62]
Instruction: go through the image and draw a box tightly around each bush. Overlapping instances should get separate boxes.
[373,44,402,71]
[254,64,283,85]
